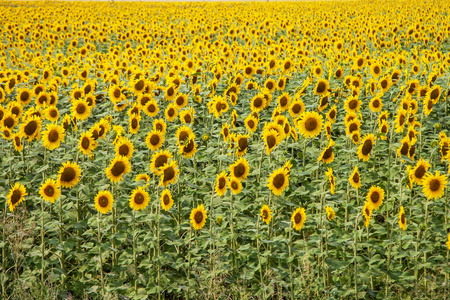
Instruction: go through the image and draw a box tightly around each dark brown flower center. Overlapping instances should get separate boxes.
[262,210,268,219]
[349,99,358,110]
[3,117,14,128]
[267,135,276,149]
[20,91,30,102]
[362,139,372,155]
[183,139,195,153]
[24,120,38,136]
[400,143,409,156]
[294,212,302,224]
[238,138,248,152]
[44,185,54,197]
[61,167,76,183]
[119,144,129,156]
[316,81,326,94]
[154,155,168,168]
[134,193,144,204]
[218,177,226,189]
[273,173,285,189]
[135,80,145,91]
[231,181,238,190]
[167,87,174,97]
[194,211,203,223]
[113,89,121,98]
[429,178,440,192]
[370,192,380,204]
[280,96,288,107]
[10,190,22,205]
[253,97,263,108]
[48,129,59,143]
[305,117,317,132]
[163,194,170,205]
[401,213,406,224]
[131,118,138,129]
[322,147,333,160]
[150,134,160,146]
[99,196,108,207]
[234,163,246,178]
[111,161,125,177]
[76,104,86,115]
[163,166,175,182]
[353,172,360,183]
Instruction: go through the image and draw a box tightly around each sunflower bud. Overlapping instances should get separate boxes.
[216,216,222,225]
[435,123,441,130]
[202,134,209,141]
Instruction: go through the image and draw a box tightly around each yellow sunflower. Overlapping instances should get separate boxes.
[20,115,42,141]
[398,206,407,230]
[267,167,290,196]
[129,187,150,211]
[142,98,159,118]
[318,139,335,164]
[58,161,81,188]
[325,206,335,221]
[176,125,194,146]
[289,99,305,118]
[244,114,259,133]
[7,183,27,211]
[357,134,376,161]
[115,137,134,159]
[228,177,243,195]
[291,207,306,231]
[366,186,385,211]
[79,131,97,155]
[362,203,372,228]
[344,96,361,113]
[39,179,61,203]
[260,205,272,225]
[314,79,329,96]
[229,158,250,181]
[326,105,337,123]
[235,134,250,157]
[71,99,91,121]
[215,171,228,196]
[146,130,164,151]
[105,156,131,183]
[421,171,447,200]
[411,159,431,185]
[129,114,141,134]
[12,133,23,152]
[297,111,323,138]
[153,118,167,135]
[369,96,383,113]
[45,105,60,122]
[135,173,150,185]
[190,204,207,230]
[94,191,114,214]
[159,160,179,187]
[160,189,174,211]
[42,124,65,151]
[165,103,178,122]
[349,166,361,189]
[262,128,281,155]
[250,94,266,113]
[150,150,173,175]
[325,167,336,195]
[179,138,197,159]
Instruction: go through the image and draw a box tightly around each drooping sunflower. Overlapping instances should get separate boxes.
[190,204,207,230]
[318,139,335,164]
[42,123,65,151]
[115,137,134,159]
[398,206,407,230]
[362,203,372,228]
[7,183,27,211]
[314,79,329,96]
[150,150,173,175]
[427,85,441,103]
[39,178,61,203]
[20,115,42,141]
[325,206,335,221]
[357,134,376,161]
[160,189,174,211]
[260,205,272,225]
[297,111,323,138]
[215,171,228,196]
[411,159,431,185]
[129,187,150,211]
[366,186,385,211]
[349,166,361,189]
[229,158,250,181]
[267,167,290,196]
[421,171,447,200]
[159,160,179,187]
[146,130,164,151]
[291,207,306,231]
[105,156,131,183]
[394,108,408,133]
[58,161,81,188]
[79,131,97,155]
[94,190,114,214]
[325,167,336,195]
[228,177,243,195]
[221,123,230,142]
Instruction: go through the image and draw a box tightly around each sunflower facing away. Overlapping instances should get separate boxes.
[421,171,447,200]
[267,167,290,196]
[58,161,81,188]
[366,186,385,211]
[349,166,361,189]
[190,204,207,230]
[325,206,335,221]
[297,111,323,138]
[398,206,407,230]
[160,189,174,211]
[129,187,150,211]
[94,190,114,214]
[39,179,61,203]
[260,205,272,225]
[105,155,131,183]
[215,171,228,196]
[7,183,27,211]
[291,207,306,231]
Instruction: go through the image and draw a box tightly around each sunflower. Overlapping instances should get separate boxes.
[115,137,134,159]
[325,121,332,140]
[174,94,188,109]
[357,134,376,161]
[235,134,249,157]
[228,177,242,195]
[260,205,272,225]
[165,103,178,122]
[325,167,336,195]
[58,161,81,188]
[8,102,23,119]
[277,93,291,111]
[190,204,207,230]
[398,206,407,230]
[129,114,141,134]
[267,167,289,196]
[427,85,441,103]
[291,207,306,231]
[180,108,195,124]
[243,65,255,78]
[79,131,97,155]
[366,186,385,211]
[446,233,450,250]
[71,99,91,121]
[105,156,131,183]
[264,78,276,93]
[160,189,174,211]
[362,203,372,227]
[289,99,305,118]
[45,105,59,122]
[2,113,17,130]
[250,94,266,113]
[314,79,329,96]
[369,96,383,113]
[349,166,361,189]
[38,178,61,204]
[244,114,259,133]
[165,85,177,101]
[153,118,167,135]
[94,190,114,214]
[421,171,447,200]
[159,160,179,187]
[12,133,23,152]
[325,206,335,221]
[318,140,335,164]
[7,183,27,211]
[379,120,389,140]
[150,150,173,175]
[215,171,228,196]
[326,105,337,123]
[20,115,42,141]
[146,130,164,151]
[129,187,150,211]
[297,111,323,138]
[135,173,150,184]
[229,158,250,181]
[175,125,194,146]
[17,88,33,105]
[344,96,361,113]
[397,137,411,159]
[179,138,197,159]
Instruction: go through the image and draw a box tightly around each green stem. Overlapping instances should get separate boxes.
[354,215,359,300]
[41,198,45,291]
[98,213,105,297]
[187,227,192,300]
[133,210,138,293]
[288,228,294,300]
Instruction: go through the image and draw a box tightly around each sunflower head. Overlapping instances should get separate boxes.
[160,189,174,211]
[228,177,243,195]
[150,150,173,175]
[105,156,131,183]
[215,171,228,196]
[349,166,361,189]
[190,204,207,230]
[421,171,447,200]
[159,160,179,187]
[229,158,250,181]
[58,161,81,189]
[291,207,306,231]
[357,134,376,161]
[129,187,150,211]
[39,179,61,203]
[297,111,323,139]
[95,191,114,214]
[267,167,290,196]
[398,206,407,230]
[366,186,385,210]
[7,183,27,211]
[146,130,164,151]
[260,205,272,225]
[325,206,335,221]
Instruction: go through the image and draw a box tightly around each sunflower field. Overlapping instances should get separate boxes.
[2,0,450,298]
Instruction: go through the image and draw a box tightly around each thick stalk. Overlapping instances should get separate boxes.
[133,210,138,293]
[98,213,105,297]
